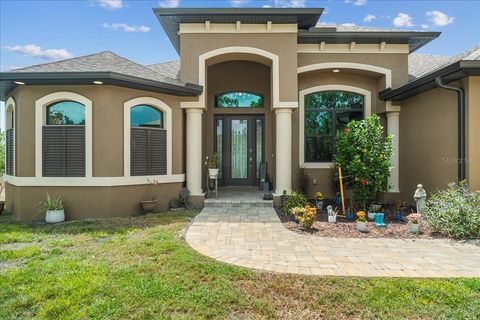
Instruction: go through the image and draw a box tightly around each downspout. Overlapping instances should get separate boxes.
[435,76,465,181]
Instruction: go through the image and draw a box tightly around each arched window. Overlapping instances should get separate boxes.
[46,101,85,125]
[130,104,166,176]
[304,91,364,162]
[5,98,15,176]
[215,92,263,108]
[130,105,163,128]
[43,100,86,177]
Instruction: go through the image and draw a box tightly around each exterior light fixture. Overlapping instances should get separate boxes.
[332,69,340,73]
[14,81,25,85]
[93,81,103,85]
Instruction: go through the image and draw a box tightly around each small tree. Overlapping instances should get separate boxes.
[334,115,393,209]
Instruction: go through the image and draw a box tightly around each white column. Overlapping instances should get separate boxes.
[185,108,203,195]
[275,108,293,195]
[387,107,400,193]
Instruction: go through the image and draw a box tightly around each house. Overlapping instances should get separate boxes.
[1,8,479,221]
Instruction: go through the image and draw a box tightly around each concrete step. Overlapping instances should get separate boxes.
[204,199,273,208]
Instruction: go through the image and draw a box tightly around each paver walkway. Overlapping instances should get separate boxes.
[185,207,480,277]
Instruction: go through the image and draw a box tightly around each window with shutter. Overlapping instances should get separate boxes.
[130,105,166,176]
[43,101,86,177]
[6,129,14,175]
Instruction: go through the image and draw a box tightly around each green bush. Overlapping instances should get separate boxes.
[425,182,480,239]
[282,191,308,215]
[334,115,393,209]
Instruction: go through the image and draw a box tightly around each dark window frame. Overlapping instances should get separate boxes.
[304,91,364,163]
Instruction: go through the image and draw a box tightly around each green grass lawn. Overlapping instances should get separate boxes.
[1,211,479,320]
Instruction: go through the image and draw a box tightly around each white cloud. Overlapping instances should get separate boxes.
[341,23,356,27]
[345,0,367,5]
[102,23,150,33]
[98,0,123,9]
[421,24,429,29]
[158,0,180,8]
[262,5,272,8]
[274,0,306,8]
[6,44,74,61]
[230,0,250,7]
[426,10,454,26]
[363,14,376,23]
[393,13,414,27]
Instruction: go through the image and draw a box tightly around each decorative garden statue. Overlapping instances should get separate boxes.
[414,184,427,215]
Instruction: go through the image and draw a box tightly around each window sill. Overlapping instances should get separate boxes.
[301,162,334,169]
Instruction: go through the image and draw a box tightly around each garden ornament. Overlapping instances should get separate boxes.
[414,184,427,215]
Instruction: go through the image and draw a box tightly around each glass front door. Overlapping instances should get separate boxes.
[215,115,264,186]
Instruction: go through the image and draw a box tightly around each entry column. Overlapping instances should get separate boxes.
[386,104,401,193]
[185,108,203,196]
[275,108,293,195]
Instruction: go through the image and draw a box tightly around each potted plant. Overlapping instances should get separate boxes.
[346,199,355,221]
[297,205,317,229]
[205,153,219,178]
[314,191,324,210]
[140,179,158,213]
[394,201,406,221]
[356,210,368,232]
[327,205,338,223]
[406,213,421,233]
[39,194,65,223]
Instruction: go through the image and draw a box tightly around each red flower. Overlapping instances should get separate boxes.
[359,179,367,185]
[344,128,349,134]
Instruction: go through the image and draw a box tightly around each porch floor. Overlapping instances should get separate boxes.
[204,187,273,207]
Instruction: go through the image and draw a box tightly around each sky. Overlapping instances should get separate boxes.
[0,0,479,127]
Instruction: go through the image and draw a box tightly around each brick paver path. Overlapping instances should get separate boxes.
[185,207,480,277]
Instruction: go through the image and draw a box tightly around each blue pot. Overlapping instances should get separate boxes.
[374,212,386,227]
[394,212,403,221]
[335,195,342,205]
[347,211,355,221]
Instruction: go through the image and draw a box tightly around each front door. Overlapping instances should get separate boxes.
[215,115,264,186]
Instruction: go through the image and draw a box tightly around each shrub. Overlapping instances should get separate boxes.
[297,205,317,229]
[282,191,308,215]
[334,115,393,210]
[425,182,480,239]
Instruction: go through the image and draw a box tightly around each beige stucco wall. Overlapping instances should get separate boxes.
[203,60,275,186]
[399,85,459,202]
[465,76,480,190]
[6,85,187,220]
[180,32,298,103]
[8,85,185,177]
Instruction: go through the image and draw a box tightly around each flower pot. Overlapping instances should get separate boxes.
[367,212,375,220]
[45,209,65,223]
[409,223,420,233]
[140,200,157,213]
[356,220,368,232]
[374,212,386,227]
[346,211,355,221]
[328,215,337,223]
[315,200,324,210]
[394,212,403,221]
[370,204,382,212]
[208,168,219,178]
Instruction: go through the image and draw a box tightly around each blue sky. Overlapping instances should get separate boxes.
[2,0,479,129]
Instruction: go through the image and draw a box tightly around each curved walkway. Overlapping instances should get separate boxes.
[185,207,480,277]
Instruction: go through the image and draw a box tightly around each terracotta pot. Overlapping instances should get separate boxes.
[140,200,157,213]
[46,209,65,223]
[356,220,368,232]
[410,223,420,233]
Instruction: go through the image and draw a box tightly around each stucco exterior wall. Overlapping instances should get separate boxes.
[399,86,458,203]
[204,60,275,186]
[180,32,298,103]
[465,76,480,190]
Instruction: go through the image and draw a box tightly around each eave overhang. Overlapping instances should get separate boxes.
[379,60,480,101]
[298,31,441,53]
[0,71,203,100]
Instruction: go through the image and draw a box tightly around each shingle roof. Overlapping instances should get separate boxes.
[408,44,480,81]
[146,60,180,80]
[13,51,186,87]
[314,24,414,32]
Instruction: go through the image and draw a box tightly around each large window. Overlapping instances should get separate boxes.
[43,101,86,177]
[130,105,166,176]
[304,91,364,162]
[215,92,263,108]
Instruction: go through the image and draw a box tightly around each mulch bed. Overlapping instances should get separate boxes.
[276,208,443,239]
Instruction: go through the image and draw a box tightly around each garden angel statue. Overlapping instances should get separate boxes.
[414,184,427,215]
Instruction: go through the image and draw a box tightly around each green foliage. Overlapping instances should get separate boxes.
[425,181,480,239]
[334,115,393,209]
[38,194,64,212]
[0,131,4,174]
[205,153,220,169]
[282,191,308,215]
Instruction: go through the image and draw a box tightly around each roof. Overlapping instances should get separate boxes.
[154,7,324,53]
[146,60,180,80]
[380,44,480,101]
[299,25,440,53]
[0,51,202,99]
